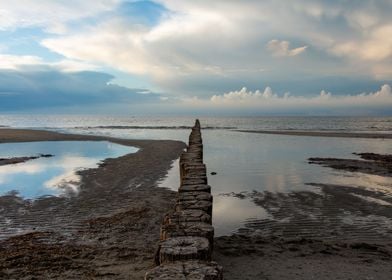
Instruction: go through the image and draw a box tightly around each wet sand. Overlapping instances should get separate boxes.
[309,152,392,177]
[0,129,186,279]
[237,130,392,139]
[215,152,392,279]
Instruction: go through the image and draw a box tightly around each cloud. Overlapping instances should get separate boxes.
[0,69,160,112]
[0,54,98,72]
[181,84,392,115]
[331,24,392,61]
[267,40,308,57]
[0,55,44,69]
[211,87,277,103]
[0,0,119,33]
[37,0,392,97]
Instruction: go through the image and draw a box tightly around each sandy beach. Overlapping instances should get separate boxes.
[0,129,186,279]
[1,128,392,279]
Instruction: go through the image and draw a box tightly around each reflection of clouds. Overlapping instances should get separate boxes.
[328,172,392,196]
[157,159,180,191]
[49,155,98,168]
[43,155,98,194]
[214,195,271,235]
[350,193,392,206]
[0,141,135,198]
[0,161,46,184]
[44,170,81,194]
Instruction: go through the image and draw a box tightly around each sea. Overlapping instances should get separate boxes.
[1,115,392,236]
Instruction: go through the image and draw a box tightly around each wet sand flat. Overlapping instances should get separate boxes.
[215,151,392,280]
[0,129,186,279]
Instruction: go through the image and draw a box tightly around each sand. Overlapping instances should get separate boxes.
[0,129,186,279]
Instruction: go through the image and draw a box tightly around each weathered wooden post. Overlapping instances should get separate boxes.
[145,119,223,279]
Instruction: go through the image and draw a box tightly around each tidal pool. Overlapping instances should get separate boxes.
[0,141,137,199]
[156,131,392,236]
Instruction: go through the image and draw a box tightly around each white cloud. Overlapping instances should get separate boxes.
[211,87,277,103]
[267,40,308,57]
[185,84,392,111]
[0,54,43,69]
[0,0,119,33]
[0,54,98,72]
[331,24,392,61]
[37,0,392,97]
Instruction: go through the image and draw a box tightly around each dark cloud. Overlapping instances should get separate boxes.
[0,70,160,111]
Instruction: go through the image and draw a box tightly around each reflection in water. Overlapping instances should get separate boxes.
[156,130,392,236]
[329,171,392,197]
[0,141,137,199]
[213,195,271,236]
[157,159,181,191]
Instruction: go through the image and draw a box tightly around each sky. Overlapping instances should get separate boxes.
[0,0,392,115]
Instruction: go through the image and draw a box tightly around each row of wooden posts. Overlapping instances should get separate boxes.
[145,120,223,279]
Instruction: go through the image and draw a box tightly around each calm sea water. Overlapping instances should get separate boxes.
[1,115,392,235]
[0,115,392,132]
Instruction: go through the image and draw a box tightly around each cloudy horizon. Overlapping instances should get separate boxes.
[1,0,392,115]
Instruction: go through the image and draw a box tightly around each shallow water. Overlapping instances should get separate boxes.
[148,130,392,235]
[0,141,137,199]
[1,115,392,236]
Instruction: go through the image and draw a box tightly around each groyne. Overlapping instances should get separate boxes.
[145,120,223,279]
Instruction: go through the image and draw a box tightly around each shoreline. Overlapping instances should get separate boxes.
[237,129,392,139]
[0,128,186,279]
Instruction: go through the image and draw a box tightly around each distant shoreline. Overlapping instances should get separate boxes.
[237,130,392,139]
